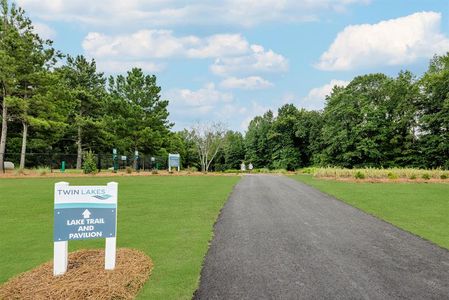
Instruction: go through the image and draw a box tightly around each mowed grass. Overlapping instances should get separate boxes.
[0,175,239,299]
[293,174,449,250]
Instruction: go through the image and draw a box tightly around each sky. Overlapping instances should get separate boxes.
[17,0,449,132]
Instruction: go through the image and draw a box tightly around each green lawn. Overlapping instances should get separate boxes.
[0,175,239,299]
[293,174,449,250]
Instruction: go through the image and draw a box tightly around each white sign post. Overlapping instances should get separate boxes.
[53,181,118,276]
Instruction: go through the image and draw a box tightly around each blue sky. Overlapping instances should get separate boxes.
[18,0,449,131]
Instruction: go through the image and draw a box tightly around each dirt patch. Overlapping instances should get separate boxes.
[0,248,153,300]
[0,170,240,179]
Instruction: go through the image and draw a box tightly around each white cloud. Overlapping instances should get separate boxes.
[187,34,249,58]
[317,11,449,71]
[240,101,273,130]
[95,60,164,73]
[33,22,56,40]
[82,31,287,75]
[301,79,349,110]
[167,83,234,116]
[18,0,370,28]
[211,45,288,76]
[220,76,273,90]
[83,30,198,59]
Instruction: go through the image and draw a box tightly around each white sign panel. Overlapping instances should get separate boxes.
[53,182,118,276]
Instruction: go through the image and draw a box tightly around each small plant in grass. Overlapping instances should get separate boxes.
[440,174,448,180]
[187,166,198,172]
[422,173,431,180]
[151,169,158,174]
[14,168,25,176]
[37,166,50,176]
[387,172,398,180]
[82,151,98,174]
[125,166,133,174]
[409,174,417,180]
[354,171,365,179]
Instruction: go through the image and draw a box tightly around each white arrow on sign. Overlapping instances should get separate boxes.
[82,209,91,219]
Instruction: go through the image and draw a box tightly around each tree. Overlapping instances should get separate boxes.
[188,122,226,172]
[223,131,245,169]
[294,109,323,166]
[418,53,449,168]
[244,111,273,168]
[58,55,106,169]
[107,68,172,156]
[320,74,392,167]
[269,104,301,170]
[0,0,47,171]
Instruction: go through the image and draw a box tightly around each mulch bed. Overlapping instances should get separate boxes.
[317,176,449,184]
[0,248,153,300]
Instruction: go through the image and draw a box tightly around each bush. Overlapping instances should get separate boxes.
[387,172,398,180]
[14,168,25,176]
[125,166,133,174]
[151,169,158,175]
[37,166,50,176]
[409,174,417,180]
[186,166,198,172]
[301,167,316,174]
[422,173,431,180]
[82,151,98,174]
[354,171,365,179]
[440,174,448,180]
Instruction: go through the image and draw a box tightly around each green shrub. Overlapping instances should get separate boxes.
[301,167,315,174]
[409,174,417,180]
[354,171,365,179]
[440,174,448,180]
[387,172,398,180]
[126,166,133,174]
[82,150,98,174]
[37,166,50,176]
[422,173,431,180]
[186,166,198,172]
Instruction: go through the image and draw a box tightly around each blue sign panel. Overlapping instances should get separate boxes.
[169,153,180,168]
[54,207,117,241]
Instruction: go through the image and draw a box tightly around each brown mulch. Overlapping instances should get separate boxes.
[0,170,239,179]
[0,248,153,300]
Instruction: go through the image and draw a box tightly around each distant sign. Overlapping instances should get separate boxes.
[168,153,180,170]
[53,182,118,276]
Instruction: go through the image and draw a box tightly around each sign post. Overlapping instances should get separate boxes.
[53,181,118,276]
[112,149,118,173]
[168,153,180,171]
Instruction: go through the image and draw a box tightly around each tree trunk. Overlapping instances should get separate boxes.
[0,90,7,173]
[76,126,82,169]
[19,121,28,169]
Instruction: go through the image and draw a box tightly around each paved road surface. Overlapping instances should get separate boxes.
[194,175,449,299]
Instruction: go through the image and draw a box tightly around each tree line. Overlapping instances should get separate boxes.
[1,0,448,172]
[242,54,449,170]
[0,0,176,171]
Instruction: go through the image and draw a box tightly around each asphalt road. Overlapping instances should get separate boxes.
[193,175,449,300]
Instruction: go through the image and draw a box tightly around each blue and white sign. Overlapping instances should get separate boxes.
[168,153,180,171]
[54,184,117,241]
[53,182,118,276]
